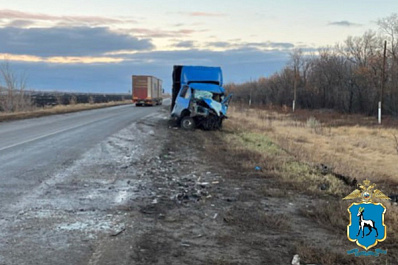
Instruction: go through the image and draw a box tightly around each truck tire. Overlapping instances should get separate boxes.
[180,116,195,130]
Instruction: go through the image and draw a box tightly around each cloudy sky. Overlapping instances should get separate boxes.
[0,0,397,93]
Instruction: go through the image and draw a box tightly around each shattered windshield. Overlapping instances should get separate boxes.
[193,90,213,100]
[193,90,223,102]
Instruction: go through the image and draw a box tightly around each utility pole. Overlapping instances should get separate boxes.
[379,40,387,124]
[293,65,297,112]
[249,77,252,107]
[249,88,252,107]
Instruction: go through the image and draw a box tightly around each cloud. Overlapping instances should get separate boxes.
[174,41,195,48]
[0,9,135,27]
[247,42,295,49]
[5,19,35,28]
[328,21,362,27]
[207,41,231,48]
[7,47,290,93]
[0,27,154,57]
[128,28,200,38]
[0,53,123,64]
[205,41,295,50]
[148,48,289,83]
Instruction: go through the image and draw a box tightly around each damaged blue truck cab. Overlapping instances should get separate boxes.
[171,65,232,130]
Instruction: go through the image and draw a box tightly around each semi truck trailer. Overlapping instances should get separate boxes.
[132,75,163,106]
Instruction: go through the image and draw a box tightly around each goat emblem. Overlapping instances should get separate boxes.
[343,179,389,251]
[356,207,378,238]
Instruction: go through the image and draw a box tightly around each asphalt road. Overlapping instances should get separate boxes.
[0,102,167,211]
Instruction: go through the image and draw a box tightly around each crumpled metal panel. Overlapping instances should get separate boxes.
[203,98,224,116]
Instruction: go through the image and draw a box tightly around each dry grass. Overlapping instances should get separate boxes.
[218,105,398,264]
[221,120,350,196]
[224,205,291,232]
[0,100,132,122]
[226,106,398,192]
[300,200,349,232]
[295,243,370,265]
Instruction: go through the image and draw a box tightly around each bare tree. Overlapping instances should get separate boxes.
[378,14,398,115]
[0,60,32,112]
[378,13,398,59]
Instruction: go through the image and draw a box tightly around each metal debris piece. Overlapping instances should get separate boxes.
[111,227,126,237]
[291,254,300,265]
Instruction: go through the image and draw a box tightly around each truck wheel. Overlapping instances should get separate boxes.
[180,116,195,130]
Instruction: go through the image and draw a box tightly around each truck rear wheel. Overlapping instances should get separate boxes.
[180,116,195,130]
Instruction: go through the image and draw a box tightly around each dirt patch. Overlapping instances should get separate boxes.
[82,106,369,265]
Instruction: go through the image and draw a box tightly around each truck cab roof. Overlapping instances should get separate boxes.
[180,66,223,86]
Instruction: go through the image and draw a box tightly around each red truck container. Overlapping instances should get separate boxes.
[132,75,163,106]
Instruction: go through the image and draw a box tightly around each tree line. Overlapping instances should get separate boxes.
[226,14,398,116]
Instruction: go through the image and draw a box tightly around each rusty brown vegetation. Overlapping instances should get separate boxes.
[228,105,398,187]
[214,105,398,264]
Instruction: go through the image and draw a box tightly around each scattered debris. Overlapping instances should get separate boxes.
[110,227,126,237]
[319,163,331,175]
[291,254,300,265]
[389,194,398,203]
[319,183,329,191]
[318,163,357,186]
[167,171,220,204]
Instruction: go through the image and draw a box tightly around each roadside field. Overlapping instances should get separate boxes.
[227,105,398,188]
[0,100,132,122]
[210,105,398,264]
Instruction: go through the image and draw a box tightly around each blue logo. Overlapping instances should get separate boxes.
[343,179,390,255]
[347,203,386,250]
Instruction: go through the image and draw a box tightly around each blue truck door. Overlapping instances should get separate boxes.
[172,85,191,116]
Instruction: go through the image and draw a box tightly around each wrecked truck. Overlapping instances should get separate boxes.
[171,65,232,130]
